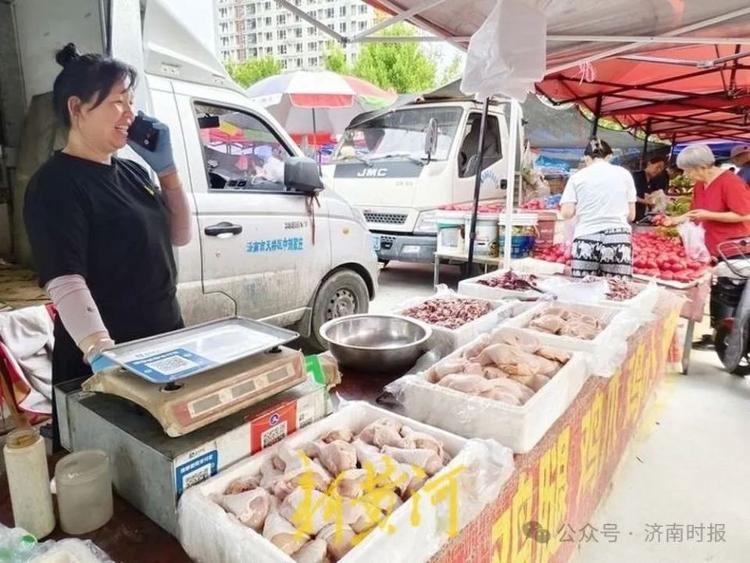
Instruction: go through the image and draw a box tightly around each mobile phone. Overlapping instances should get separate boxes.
[128,114,160,151]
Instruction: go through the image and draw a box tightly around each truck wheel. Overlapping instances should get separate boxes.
[306,270,369,351]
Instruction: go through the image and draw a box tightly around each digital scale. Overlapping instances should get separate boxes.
[55,317,331,535]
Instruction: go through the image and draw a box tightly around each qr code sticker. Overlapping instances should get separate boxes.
[183,467,211,490]
[262,421,288,448]
[145,355,199,376]
[298,408,313,429]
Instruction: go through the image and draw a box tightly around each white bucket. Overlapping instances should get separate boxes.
[465,213,499,257]
[437,211,466,253]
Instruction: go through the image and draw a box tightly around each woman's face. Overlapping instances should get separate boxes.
[68,78,135,153]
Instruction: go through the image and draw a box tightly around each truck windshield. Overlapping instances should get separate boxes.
[333,106,462,163]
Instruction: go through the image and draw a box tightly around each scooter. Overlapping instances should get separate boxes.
[712,237,750,375]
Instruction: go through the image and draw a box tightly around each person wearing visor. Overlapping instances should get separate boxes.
[23,43,192,441]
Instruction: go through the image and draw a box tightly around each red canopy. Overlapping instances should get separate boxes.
[537,44,750,143]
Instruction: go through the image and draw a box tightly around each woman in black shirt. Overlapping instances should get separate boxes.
[24,44,192,433]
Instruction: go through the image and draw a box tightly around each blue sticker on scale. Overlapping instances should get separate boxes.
[175,450,218,494]
[124,348,216,383]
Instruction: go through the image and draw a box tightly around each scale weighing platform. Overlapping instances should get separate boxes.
[55,317,330,535]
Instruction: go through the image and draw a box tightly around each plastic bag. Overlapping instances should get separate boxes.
[259,156,285,183]
[677,221,711,263]
[0,525,112,563]
[535,276,609,304]
[460,0,547,100]
[646,190,669,213]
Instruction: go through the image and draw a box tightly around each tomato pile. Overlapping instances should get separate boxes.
[534,231,710,283]
[631,231,709,282]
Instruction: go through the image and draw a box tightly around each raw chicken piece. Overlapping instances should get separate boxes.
[361,487,403,514]
[536,347,570,364]
[392,463,427,496]
[358,418,402,441]
[491,329,541,353]
[261,457,284,488]
[318,524,356,561]
[381,446,443,476]
[340,498,383,533]
[561,320,599,340]
[529,314,566,334]
[280,487,336,535]
[509,373,550,393]
[371,424,414,450]
[437,373,494,395]
[219,488,271,530]
[318,440,357,475]
[302,440,326,460]
[263,511,309,555]
[321,428,354,444]
[425,359,467,383]
[224,475,260,495]
[464,362,485,376]
[463,334,491,360]
[482,366,510,379]
[272,455,287,472]
[293,539,329,563]
[329,468,368,498]
[279,446,332,491]
[484,378,534,403]
[474,344,522,368]
[400,426,444,457]
[479,387,522,405]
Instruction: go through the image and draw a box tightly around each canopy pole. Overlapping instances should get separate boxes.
[311,108,319,164]
[467,98,490,272]
[669,134,677,161]
[502,100,521,270]
[641,119,651,169]
[591,95,602,137]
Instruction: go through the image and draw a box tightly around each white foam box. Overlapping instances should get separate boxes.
[397,327,590,453]
[393,293,519,350]
[178,402,514,563]
[457,269,546,301]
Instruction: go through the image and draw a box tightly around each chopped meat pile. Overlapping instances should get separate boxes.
[477,271,538,291]
[527,305,603,340]
[402,296,493,329]
[580,275,640,301]
[424,329,571,405]
[215,418,449,562]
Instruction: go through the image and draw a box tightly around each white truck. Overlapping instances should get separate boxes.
[321,89,516,265]
[0,0,378,350]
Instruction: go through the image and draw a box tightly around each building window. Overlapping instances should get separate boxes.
[308,57,318,66]
[339,6,347,16]
[308,26,315,36]
[279,45,287,55]
[295,15,301,22]
[295,28,303,38]
[250,48,258,58]
[265,32,273,41]
[221,37,229,46]
[359,4,367,14]
[281,60,288,69]
[339,22,347,33]
[220,23,228,33]
[278,29,286,40]
[296,58,303,67]
[264,1,271,9]
[277,14,286,25]
[308,41,317,51]
[358,21,366,31]
[267,47,273,55]
[265,16,272,25]
[325,8,334,18]
[296,44,303,53]
[222,50,230,59]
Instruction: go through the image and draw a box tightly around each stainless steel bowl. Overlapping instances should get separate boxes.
[319,314,432,374]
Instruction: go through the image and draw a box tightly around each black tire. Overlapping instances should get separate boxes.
[714,325,750,376]
[303,270,370,351]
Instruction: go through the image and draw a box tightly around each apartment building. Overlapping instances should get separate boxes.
[215,0,376,71]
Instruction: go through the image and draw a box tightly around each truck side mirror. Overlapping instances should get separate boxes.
[424,118,438,162]
[285,157,324,193]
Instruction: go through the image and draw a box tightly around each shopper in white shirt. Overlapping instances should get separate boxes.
[560,138,637,278]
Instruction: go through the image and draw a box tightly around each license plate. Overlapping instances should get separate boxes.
[372,234,382,251]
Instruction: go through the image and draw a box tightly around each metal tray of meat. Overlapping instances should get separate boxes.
[99,317,299,383]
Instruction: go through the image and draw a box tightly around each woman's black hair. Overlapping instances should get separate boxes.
[584,137,613,159]
[52,43,138,128]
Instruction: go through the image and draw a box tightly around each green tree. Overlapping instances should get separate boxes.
[225,56,281,88]
[323,43,350,75]
[352,23,436,93]
[440,54,464,86]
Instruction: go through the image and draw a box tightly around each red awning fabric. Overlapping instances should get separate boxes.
[537,43,750,142]
[288,93,354,109]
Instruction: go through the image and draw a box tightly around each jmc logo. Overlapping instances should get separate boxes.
[356,168,388,177]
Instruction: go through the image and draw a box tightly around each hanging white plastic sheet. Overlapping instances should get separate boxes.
[460,0,547,100]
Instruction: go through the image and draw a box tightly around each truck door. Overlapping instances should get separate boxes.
[454,111,505,203]
[175,93,331,325]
